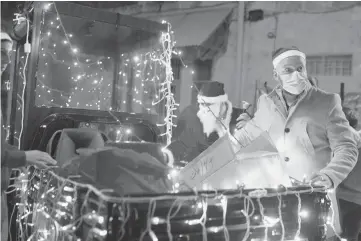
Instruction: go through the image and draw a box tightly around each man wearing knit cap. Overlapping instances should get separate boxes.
[168,81,243,164]
[196,81,235,138]
[233,46,358,189]
[1,24,56,240]
[231,47,358,234]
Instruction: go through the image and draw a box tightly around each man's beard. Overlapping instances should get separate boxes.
[198,112,218,137]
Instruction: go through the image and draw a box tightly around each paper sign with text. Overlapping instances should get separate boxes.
[176,134,235,189]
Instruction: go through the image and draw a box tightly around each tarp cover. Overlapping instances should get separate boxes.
[59,147,172,196]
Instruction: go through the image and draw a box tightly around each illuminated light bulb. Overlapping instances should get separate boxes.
[125,129,131,134]
[74,62,78,66]
[63,40,68,44]
[47,31,51,36]
[299,210,308,218]
[191,70,194,74]
[133,56,140,62]
[53,44,56,47]
[44,3,52,10]
[72,48,78,53]
[326,216,332,224]
[50,21,54,25]
[151,217,160,225]
[68,34,73,38]
[169,169,178,178]
[93,80,98,84]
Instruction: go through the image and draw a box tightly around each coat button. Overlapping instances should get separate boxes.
[284,157,290,162]
[285,128,290,133]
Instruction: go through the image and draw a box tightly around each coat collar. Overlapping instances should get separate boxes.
[265,84,315,121]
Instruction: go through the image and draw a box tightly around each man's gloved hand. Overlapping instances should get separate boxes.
[236,113,251,129]
[309,172,333,189]
[25,150,57,169]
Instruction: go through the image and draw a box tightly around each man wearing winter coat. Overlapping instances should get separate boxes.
[231,47,358,189]
[168,83,246,165]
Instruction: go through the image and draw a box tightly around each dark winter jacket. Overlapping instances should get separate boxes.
[168,105,243,164]
[1,112,26,241]
[1,113,26,191]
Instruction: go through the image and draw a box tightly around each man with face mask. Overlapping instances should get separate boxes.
[1,24,57,241]
[232,47,358,189]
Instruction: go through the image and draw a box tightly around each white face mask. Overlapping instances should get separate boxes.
[279,71,309,95]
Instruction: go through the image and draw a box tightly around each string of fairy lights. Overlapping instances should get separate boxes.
[7,6,341,241]
[4,1,200,145]
[11,163,335,241]
[35,3,165,114]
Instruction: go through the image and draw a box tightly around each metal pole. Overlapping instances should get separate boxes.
[8,43,20,145]
[234,2,245,106]
[340,82,345,104]
[111,14,121,111]
[135,2,237,18]
[22,3,42,149]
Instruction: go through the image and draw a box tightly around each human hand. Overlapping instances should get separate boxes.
[236,113,251,129]
[25,150,57,169]
[308,173,333,189]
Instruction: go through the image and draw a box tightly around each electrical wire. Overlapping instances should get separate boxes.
[15,13,30,149]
